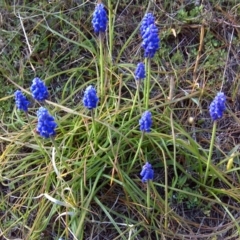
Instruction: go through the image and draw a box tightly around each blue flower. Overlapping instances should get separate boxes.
[30,77,48,101]
[135,62,145,80]
[37,107,57,138]
[140,162,154,183]
[209,92,226,121]
[142,24,160,58]
[14,90,29,112]
[140,13,155,37]
[139,111,152,132]
[83,85,99,110]
[92,3,108,35]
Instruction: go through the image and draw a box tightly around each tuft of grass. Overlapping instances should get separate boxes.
[1,0,240,239]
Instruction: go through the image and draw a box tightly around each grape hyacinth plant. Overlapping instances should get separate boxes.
[36,107,57,138]
[204,92,226,185]
[92,3,108,35]
[14,90,29,112]
[209,92,226,121]
[92,3,108,98]
[83,85,99,146]
[83,85,99,110]
[139,111,152,132]
[135,62,145,81]
[142,24,160,59]
[130,111,152,170]
[140,13,160,109]
[140,161,154,219]
[140,162,154,183]
[30,77,49,102]
[132,62,146,115]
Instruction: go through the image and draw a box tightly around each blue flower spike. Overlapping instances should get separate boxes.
[135,62,145,80]
[139,111,152,132]
[30,77,49,101]
[140,13,155,37]
[92,3,108,35]
[37,107,57,138]
[14,90,29,112]
[83,85,99,110]
[209,92,226,121]
[140,162,154,183]
[142,23,160,58]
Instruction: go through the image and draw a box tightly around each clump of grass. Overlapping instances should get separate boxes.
[1,0,240,239]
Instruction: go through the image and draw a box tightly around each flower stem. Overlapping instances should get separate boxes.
[144,58,151,109]
[204,120,217,185]
[147,181,150,219]
[25,112,47,157]
[130,80,142,119]
[137,80,142,114]
[91,109,98,148]
[99,33,105,99]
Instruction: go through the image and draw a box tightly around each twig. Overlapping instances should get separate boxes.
[221,28,234,91]
[17,12,35,72]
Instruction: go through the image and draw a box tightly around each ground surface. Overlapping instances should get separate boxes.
[1,0,240,239]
